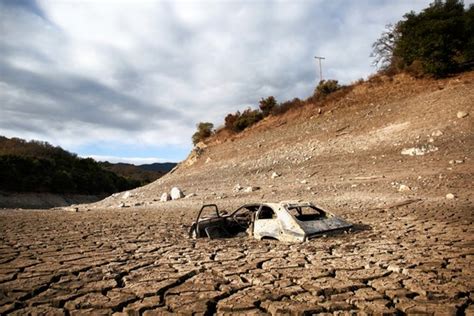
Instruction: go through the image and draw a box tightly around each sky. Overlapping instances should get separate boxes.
[0,0,454,164]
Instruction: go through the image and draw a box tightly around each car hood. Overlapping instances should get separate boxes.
[297,216,352,236]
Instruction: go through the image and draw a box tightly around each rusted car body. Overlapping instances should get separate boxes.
[189,201,352,242]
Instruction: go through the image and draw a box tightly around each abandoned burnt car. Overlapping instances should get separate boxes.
[189,202,352,242]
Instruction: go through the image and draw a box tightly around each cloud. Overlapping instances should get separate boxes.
[0,0,449,161]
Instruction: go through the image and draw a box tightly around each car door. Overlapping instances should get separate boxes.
[253,205,281,240]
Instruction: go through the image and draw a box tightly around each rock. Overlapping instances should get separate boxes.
[271,172,281,179]
[431,130,443,137]
[233,184,243,192]
[449,159,464,164]
[122,191,131,199]
[170,187,184,200]
[387,264,402,273]
[446,193,455,200]
[300,180,308,184]
[160,193,171,202]
[205,157,212,163]
[457,111,468,118]
[244,186,260,193]
[398,184,411,192]
[401,144,438,156]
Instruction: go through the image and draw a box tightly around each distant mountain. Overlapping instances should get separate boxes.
[99,162,176,184]
[137,162,177,173]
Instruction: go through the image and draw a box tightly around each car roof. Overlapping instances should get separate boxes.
[235,202,314,210]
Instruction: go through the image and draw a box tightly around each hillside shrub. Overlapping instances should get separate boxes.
[192,122,214,145]
[224,108,263,132]
[259,96,277,116]
[272,98,303,115]
[314,80,341,97]
[234,108,263,132]
[224,112,240,131]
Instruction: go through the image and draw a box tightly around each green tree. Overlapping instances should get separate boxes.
[372,0,473,77]
[51,170,76,193]
[371,24,399,70]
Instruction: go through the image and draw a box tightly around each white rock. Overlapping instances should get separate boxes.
[446,193,455,199]
[401,145,438,156]
[205,157,212,163]
[300,180,308,184]
[122,191,131,199]
[244,186,260,193]
[457,111,468,118]
[233,184,243,192]
[431,130,443,137]
[170,187,184,200]
[271,172,281,179]
[398,184,411,192]
[387,264,402,273]
[160,193,171,202]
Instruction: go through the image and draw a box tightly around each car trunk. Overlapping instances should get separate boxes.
[297,217,352,238]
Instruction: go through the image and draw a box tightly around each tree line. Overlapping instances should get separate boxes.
[0,136,141,194]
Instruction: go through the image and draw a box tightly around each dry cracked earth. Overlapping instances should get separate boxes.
[0,198,473,315]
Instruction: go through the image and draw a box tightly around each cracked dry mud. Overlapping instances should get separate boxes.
[0,199,472,315]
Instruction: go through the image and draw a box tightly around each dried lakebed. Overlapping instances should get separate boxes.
[0,201,472,315]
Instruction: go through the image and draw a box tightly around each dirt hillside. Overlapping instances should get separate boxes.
[0,72,473,315]
[95,72,473,211]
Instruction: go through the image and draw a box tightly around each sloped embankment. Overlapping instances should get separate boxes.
[91,72,473,212]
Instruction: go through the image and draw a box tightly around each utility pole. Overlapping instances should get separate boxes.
[314,56,325,82]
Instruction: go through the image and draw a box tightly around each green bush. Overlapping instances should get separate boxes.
[272,98,303,115]
[314,80,341,97]
[234,109,263,132]
[224,108,263,132]
[259,96,277,116]
[192,122,214,145]
[225,112,240,131]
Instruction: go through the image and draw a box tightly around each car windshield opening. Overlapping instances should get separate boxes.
[287,206,326,221]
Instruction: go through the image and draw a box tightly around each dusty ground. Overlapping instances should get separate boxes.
[0,72,473,315]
